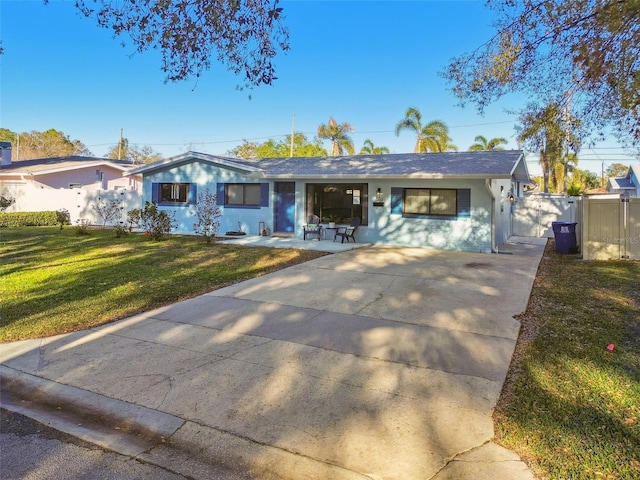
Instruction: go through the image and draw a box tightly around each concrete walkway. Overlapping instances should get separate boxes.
[1,237,546,480]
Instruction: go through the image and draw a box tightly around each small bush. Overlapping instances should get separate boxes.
[74,219,91,235]
[56,209,70,230]
[137,201,176,240]
[114,223,129,238]
[192,188,222,243]
[0,211,58,227]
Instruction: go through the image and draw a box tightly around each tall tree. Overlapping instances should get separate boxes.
[421,120,457,153]
[395,107,425,153]
[469,135,508,151]
[105,138,164,164]
[68,0,290,89]
[605,163,631,178]
[317,118,355,156]
[0,128,91,160]
[227,133,327,159]
[395,107,457,153]
[517,103,574,193]
[444,0,640,147]
[359,139,390,155]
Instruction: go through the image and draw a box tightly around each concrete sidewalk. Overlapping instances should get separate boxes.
[1,237,546,480]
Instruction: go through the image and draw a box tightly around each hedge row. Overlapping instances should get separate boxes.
[0,211,60,227]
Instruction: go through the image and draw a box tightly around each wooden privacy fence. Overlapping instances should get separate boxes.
[582,196,640,260]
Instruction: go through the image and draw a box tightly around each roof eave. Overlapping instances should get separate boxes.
[124,152,262,176]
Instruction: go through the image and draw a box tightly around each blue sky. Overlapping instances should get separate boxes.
[1,0,636,175]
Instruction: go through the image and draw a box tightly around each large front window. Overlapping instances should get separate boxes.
[306,184,368,225]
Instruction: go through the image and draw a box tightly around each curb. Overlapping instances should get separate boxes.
[0,365,184,456]
[0,365,374,480]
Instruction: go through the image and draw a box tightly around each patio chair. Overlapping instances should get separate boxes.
[303,214,322,240]
[334,217,360,243]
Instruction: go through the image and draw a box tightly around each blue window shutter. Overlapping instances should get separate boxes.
[260,183,269,207]
[390,187,403,214]
[189,183,197,204]
[152,183,160,203]
[457,189,471,217]
[216,183,225,205]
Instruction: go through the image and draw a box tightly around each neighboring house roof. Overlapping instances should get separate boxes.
[607,164,640,193]
[608,177,635,190]
[0,156,138,177]
[126,150,530,182]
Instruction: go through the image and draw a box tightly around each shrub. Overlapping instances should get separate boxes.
[56,209,70,230]
[114,223,129,238]
[192,188,222,243]
[0,211,58,227]
[92,198,122,228]
[74,219,91,235]
[137,201,176,240]
[126,208,141,232]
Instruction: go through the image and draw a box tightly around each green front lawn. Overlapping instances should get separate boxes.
[495,242,640,479]
[2,228,638,479]
[0,227,327,342]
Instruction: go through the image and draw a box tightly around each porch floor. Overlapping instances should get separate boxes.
[216,235,368,252]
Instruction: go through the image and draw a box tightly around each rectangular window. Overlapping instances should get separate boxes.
[152,182,196,205]
[305,183,368,225]
[160,183,189,203]
[403,188,458,216]
[225,183,261,206]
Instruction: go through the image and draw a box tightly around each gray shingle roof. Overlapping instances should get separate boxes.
[237,151,526,178]
[130,150,526,180]
[0,156,137,174]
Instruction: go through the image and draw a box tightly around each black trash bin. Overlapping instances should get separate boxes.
[552,221,577,254]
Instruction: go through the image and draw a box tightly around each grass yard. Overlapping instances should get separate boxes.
[2,228,639,478]
[0,227,327,342]
[495,242,640,479]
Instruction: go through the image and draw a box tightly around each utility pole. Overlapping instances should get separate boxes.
[118,128,123,160]
[290,114,295,157]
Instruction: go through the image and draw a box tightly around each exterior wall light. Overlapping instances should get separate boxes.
[373,187,384,207]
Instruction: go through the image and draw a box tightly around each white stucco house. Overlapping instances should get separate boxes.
[607,164,640,197]
[125,150,531,253]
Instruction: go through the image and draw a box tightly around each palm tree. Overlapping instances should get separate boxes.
[421,120,458,152]
[517,104,565,193]
[359,139,390,155]
[395,107,424,153]
[317,117,355,156]
[469,135,508,151]
[395,107,457,153]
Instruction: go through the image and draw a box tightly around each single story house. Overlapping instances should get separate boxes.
[0,151,141,192]
[125,150,530,253]
[607,164,640,197]
[0,142,142,222]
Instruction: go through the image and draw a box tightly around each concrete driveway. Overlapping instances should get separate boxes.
[1,238,545,480]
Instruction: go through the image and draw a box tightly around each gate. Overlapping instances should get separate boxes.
[513,194,579,238]
[582,197,640,260]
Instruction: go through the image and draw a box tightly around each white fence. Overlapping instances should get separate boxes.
[2,185,143,227]
[512,194,580,238]
[582,196,640,260]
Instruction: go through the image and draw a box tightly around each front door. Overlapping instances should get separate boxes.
[274,182,295,233]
